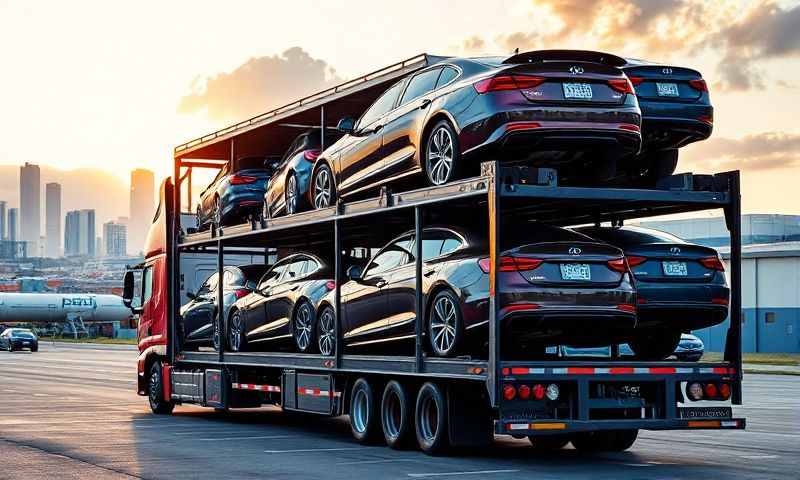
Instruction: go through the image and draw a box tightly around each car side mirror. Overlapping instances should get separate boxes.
[122,271,135,308]
[347,265,363,281]
[337,116,355,135]
[186,290,196,300]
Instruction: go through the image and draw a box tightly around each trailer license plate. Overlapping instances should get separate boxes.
[563,83,593,99]
[663,261,688,276]
[679,406,732,419]
[656,82,679,97]
[561,263,591,280]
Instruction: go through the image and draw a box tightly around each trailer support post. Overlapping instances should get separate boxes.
[217,239,224,364]
[168,160,180,364]
[487,161,501,408]
[334,218,342,368]
[320,106,325,152]
[723,171,743,404]
[414,206,424,373]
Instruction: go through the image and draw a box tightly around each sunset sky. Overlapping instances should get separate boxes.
[0,0,799,216]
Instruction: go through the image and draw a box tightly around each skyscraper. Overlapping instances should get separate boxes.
[45,183,61,257]
[130,169,155,255]
[0,201,6,240]
[103,221,127,257]
[8,208,19,242]
[64,209,95,256]
[20,163,41,255]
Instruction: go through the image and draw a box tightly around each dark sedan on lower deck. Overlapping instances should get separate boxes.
[315,225,636,358]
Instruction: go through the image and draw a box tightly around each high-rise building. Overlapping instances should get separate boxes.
[45,182,61,257]
[8,208,18,242]
[103,221,127,257]
[64,209,95,256]
[20,163,41,255]
[0,201,6,240]
[129,169,155,255]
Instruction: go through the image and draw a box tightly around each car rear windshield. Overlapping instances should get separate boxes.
[583,226,686,245]
[503,224,594,247]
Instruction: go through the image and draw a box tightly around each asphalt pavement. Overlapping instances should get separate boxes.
[1,343,798,479]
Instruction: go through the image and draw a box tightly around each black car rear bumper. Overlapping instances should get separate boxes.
[637,302,728,330]
[639,116,712,151]
[504,307,637,346]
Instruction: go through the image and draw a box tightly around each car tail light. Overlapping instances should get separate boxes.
[627,76,644,87]
[718,383,731,400]
[626,255,647,267]
[699,256,725,271]
[687,382,704,401]
[607,258,628,272]
[698,114,713,124]
[230,175,258,185]
[689,79,708,92]
[704,383,718,398]
[617,304,636,314]
[608,78,635,94]
[503,384,517,400]
[325,280,336,291]
[637,297,647,304]
[618,124,640,132]
[233,288,250,299]
[532,384,545,400]
[712,297,729,306]
[304,149,321,162]
[478,256,543,273]
[517,384,531,400]
[474,74,545,94]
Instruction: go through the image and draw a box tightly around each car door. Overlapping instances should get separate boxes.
[266,256,309,334]
[381,67,443,179]
[185,273,217,342]
[241,262,287,343]
[337,81,405,195]
[342,235,412,344]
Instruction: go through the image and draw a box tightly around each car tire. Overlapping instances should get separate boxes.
[196,205,205,231]
[381,380,414,449]
[349,378,381,444]
[528,434,571,451]
[646,149,679,184]
[262,198,271,222]
[31,345,38,353]
[292,301,317,353]
[212,196,222,230]
[316,305,336,356]
[285,173,299,215]
[424,120,461,186]
[312,163,336,210]
[148,361,175,415]
[228,310,247,352]
[212,315,221,352]
[415,382,449,455]
[427,289,463,357]
[629,329,681,360]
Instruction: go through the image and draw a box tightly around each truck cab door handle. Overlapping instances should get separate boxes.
[420,98,432,109]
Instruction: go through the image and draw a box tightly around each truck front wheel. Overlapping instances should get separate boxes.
[148,361,175,415]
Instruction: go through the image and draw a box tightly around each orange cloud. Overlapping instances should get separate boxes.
[681,131,800,172]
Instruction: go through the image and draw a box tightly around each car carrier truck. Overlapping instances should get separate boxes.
[122,54,745,455]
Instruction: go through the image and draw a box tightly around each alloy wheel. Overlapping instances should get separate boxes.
[430,295,457,354]
[213,198,222,227]
[314,168,332,209]
[318,308,336,356]
[148,368,160,407]
[426,127,454,185]
[286,175,298,215]
[229,312,242,352]
[294,304,313,351]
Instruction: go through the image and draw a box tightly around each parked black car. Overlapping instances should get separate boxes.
[229,253,335,353]
[1,328,38,352]
[575,225,728,359]
[314,225,636,358]
[180,265,270,350]
[196,157,273,230]
[561,333,705,362]
[309,50,641,209]
[264,130,344,218]
[622,58,713,182]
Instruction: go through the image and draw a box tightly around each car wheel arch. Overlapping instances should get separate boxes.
[419,113,459,162]
[310,159,336,203]
[424,282,462,321]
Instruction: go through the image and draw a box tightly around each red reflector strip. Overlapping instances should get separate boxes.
[503,367,546,376]
[649,367,676,374]
[568,367,596,374]
[297,388,341,398]
[232,383,281,393]
[550,367,690,375]
[699,367,737,375]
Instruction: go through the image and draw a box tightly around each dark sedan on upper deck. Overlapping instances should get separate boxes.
[196,157,274,230]
[309,50,642,209]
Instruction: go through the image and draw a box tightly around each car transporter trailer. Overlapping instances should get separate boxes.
[132,53,746,455]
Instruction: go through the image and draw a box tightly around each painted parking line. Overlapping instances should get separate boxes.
[264,447,363,453]
[407,470,520,478]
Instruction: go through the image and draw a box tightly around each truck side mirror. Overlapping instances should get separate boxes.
[122,271,135,308]
[337,116,355,135]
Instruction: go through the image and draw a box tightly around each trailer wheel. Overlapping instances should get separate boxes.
[381,380,413,449]
[349,378,380,444]
[415,382,449,455]
[148,361,175,415]
[571,429,638,452]
[292,301,317,353]
[528,434,570,451]
[428,290,463,357]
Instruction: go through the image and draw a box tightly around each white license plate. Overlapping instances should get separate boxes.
[656,82,679,96]
[561,263,591,280]
[23,341,30,345]
[562,83,593,99]
[662,261,688,276]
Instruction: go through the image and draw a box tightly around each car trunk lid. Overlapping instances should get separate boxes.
[623,65,705,102]
[624,242,722,282]
[503,241,626,286]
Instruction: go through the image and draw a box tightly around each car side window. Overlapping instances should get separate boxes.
[305,258,320,275]
[283,257,307,281]
[435,66,459,89]
[441,236,463,256]
[421,230,463,261]
[258,263,286,291]
[357,81,404,130]
[366,237,413,276]
[400,68,442,105]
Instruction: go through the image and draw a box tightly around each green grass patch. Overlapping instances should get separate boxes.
[702,352,800,366]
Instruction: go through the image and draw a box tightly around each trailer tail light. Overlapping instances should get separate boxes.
[608,78,635,94]
[626,255,647,267]
[532,384,546,400]
[627,76,644,87]
[687,382,704,401]
[545,383,560,401]
[229,175,258,185]
[325,280,336,291]
[689,78,708,92]
[474,75,545,94]
[704,383,718,399]
[478,256,543,273]
[503,384,517,401]
[234,288,250,299]
[517,384,531,400]
[718,383,731,400]
[699,256,725,271]
[304,149,321,162]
